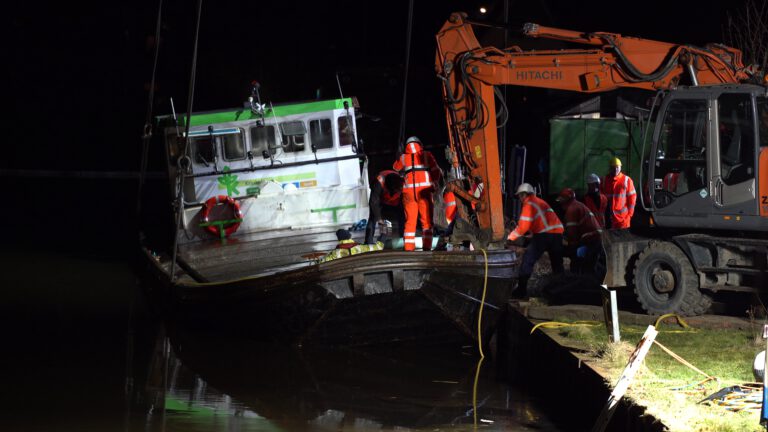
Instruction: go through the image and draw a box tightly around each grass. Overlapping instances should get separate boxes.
[547,318,766,432]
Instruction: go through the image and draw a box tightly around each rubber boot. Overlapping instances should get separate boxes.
[422,229,433,251]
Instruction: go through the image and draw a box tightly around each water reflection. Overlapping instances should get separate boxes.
[128,327,564,432]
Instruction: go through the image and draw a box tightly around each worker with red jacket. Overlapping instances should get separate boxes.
[602,157,636,229]
[393,136,442,251]
[556,187,603,276]
[365,170,404,244]
[584,173,607,228]
[507,183,564,298]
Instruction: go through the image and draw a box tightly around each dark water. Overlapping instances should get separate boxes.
[1,248,569,432]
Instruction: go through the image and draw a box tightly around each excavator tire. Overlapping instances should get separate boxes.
[631,241,712,316]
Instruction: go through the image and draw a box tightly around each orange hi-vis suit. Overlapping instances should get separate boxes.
[562,199,602,246]
[583,192,607,228]
[507,195,564,241]
[443,191,457,225]
[602,172,636,229]
[393,140,442,251]
[376,170,403,206]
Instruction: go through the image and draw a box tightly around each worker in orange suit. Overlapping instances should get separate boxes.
[443,190,457,226]
[584,173,607,228]
[556,187,603,276]
[602,157,636,229]
[507,183,564,298]
[365,170,404,244]
[393,136,442,251]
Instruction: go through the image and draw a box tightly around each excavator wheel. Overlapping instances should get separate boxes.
[631,241,712,316]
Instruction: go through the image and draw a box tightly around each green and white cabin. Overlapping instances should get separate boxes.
[160,97,370,243]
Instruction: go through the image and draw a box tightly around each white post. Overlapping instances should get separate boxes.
[592,324,658,432]
[601,284,620,343]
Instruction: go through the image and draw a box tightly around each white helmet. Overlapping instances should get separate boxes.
[515,183,535,195]
[405,136,422,145]
[586,173,601,184]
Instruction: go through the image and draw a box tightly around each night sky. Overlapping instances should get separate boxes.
[5,0,750,251]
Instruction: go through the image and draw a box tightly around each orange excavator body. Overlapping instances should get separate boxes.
[435,12,760,246]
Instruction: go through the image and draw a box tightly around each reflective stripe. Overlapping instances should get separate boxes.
[614,208,628,214]
[404,182,432,188]
[542,224,564,232]
[627,190,636,196]
[407,164,428,169]
[520,216,533,221]
[409,142,417,153]
[404,232,416,237]
[446,202,456,207]
[404,239,416,244]
[528,201,552,229]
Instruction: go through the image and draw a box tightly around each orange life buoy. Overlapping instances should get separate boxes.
[200,195,243,237]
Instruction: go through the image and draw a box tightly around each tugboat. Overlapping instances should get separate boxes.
[138,84,516,348]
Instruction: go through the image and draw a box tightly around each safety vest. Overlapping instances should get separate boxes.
[602,172,636,229]
[393,141,441,189]
[376,170,402,206]
[443,191,457,224]
[562,199,602,246]
[508,195,564,241]
[583,192,607,228]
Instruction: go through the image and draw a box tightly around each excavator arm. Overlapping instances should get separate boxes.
[435,12,756,247]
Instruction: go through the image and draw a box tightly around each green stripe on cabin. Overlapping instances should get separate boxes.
[179,98,354,127]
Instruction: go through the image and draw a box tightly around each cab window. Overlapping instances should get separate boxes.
[221,130,246,161]
[338,116,355,146]
[718,93,755,185]
[250,125,277,157]
[309,119,333,150]
[758,96,768,148]
[280,121,307,153]
[654,99,708,202]
[192,136,215,166]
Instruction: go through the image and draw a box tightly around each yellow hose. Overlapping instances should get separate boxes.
[477,249,489,359]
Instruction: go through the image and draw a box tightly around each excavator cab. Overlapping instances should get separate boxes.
[646,85,766,232]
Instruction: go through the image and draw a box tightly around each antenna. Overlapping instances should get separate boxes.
[170,97,180,136]
[335,72,345,99]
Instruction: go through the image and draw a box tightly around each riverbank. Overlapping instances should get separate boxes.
[502,298,764,431]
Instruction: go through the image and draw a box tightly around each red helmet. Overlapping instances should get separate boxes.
[556,187,575,202]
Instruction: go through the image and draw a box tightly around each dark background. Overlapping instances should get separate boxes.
[4,0,751,254]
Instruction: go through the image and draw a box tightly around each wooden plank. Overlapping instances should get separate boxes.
[592,325,658,432]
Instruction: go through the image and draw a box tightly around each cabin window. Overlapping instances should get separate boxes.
[192,136,215,166]
[309,119,333,150]
[221,130,246,161]
[718,93,755,185]
[279,121,307,153]
[338,116,355,146]
[654,99,708,199]
[250,125,277,157]
[758,96,768,148]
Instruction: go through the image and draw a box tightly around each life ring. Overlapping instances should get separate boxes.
[200,195,243,237]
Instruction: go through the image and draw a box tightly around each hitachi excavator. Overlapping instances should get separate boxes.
[435,12,768,315]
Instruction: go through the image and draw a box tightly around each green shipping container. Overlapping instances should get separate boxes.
[548,118,650,199]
